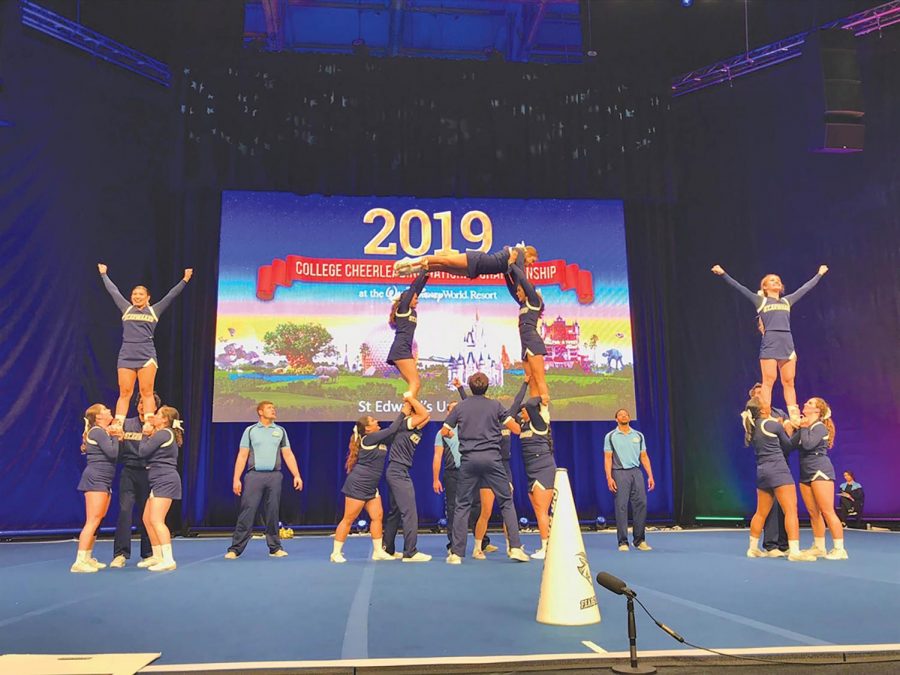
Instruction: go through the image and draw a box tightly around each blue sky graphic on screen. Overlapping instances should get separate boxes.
[215,191,635,422]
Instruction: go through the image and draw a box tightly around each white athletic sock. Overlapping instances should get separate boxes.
[814,536,826,550]
[151,545,162,559]
[541,538,549,551]
[161,544,174,564]
[474,538,483,552]
[371,537,382,552]
[749,535,759,550]
[86,548,94,560]
[833,539,845,551]
[333,540,344,555]
[788,540,800,554]
[76,550,88,563]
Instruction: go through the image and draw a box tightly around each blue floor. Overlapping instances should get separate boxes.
[1,530,898,666]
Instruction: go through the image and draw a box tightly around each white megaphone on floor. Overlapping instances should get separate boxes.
[536,468,601,625]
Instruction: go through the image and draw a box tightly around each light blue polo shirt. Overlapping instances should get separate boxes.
[240,422,290,472]
[435,428,461,469]
[604,427,646,470]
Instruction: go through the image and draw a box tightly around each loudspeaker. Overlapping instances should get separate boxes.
[801,27,865,152]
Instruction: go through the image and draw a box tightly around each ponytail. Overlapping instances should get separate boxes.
[346,417,368,472]
[81,404,104,453]
[814,398,836,449]
[742,398,762,447]
[157,406,184,447]
[388,297,402,329]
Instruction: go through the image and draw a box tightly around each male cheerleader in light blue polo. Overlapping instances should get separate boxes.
[225,401,303,559]
[604,408,655,552]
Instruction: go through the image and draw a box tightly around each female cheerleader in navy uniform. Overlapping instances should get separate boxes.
[394,245,538,278]
[793,397,846,560]
[98,263,192,423]
[506,248,550,405]
[71,404,122,573]
[138,406,183,571]
[387,272,428,399]
[517,396,557,559]
[741,398,816,562]
[332,407,407,563]
[712,264,827,422]
[382,394,432,562]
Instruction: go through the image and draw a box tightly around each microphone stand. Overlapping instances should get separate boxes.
[611,593,656,674]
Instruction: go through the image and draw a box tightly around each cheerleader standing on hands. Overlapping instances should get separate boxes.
[98,263,192,424]
[712,264,827,422]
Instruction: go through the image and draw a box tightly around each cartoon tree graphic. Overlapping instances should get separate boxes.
[588,334,600,363]
[263,322,337,368]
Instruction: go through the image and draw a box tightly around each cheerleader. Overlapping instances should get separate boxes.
[331,408,407,563]
[71,404,122,573]
[506,248,549,405]
[382,394,432,561]
[793,397,846,560]
[712,264,827,422]
[742,399,816,562]
[98,263,192,423]
[138,406,183,571]
[518,396,557,559]
[394,245,537,278]
[387,272,428,398]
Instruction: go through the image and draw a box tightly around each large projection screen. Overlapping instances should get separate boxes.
[214,192,635,422]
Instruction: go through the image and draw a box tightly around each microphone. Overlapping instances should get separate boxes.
[596,571,636,598]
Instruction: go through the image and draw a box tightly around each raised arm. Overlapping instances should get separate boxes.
[504,380,530,418]
[452,377,467,400]
[523,396,549,433]
[507,260,541,307]
[364,413,406,446]
[783,267,826,305]
[99,267,131,313]
[152,274,189,315]
[406,394,431,428]
[398,271,428,313]
[87,427,119,461]
[713,266,764,308]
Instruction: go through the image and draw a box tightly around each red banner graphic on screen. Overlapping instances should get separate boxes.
[256,255,594,304]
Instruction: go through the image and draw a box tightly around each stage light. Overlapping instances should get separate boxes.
[519,517,529,527]
[681,0,693,7]
[438,517,448,528]
[594,515,607,530]
[357,518,367,528]
[351,38,369,57]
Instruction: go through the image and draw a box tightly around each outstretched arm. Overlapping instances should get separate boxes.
[452,377,467,400]
[364,413,406,445]
[523,396,549,432]
[406,394,431,428]
[783,267,826,305]
[99,266,131,313]
[507,262,541,307]
[152,273,190,315]
[713,265,764,308]
[398,271,428,313]
[504,380,530,418]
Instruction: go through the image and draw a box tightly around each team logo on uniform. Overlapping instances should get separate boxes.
[272,430,282,438]
[575,551,591,582]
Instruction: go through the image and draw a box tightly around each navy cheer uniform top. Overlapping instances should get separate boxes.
[506,257,547,360]
[720,272,823,360]
[139,428,182,499]
[387,272,428,366]
[102,274,186,369]
[519,396,557,490]
[78,426,119,492]
[750,418,795,490]
[342,414,404,501]
[792,421,835,482]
